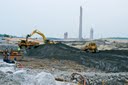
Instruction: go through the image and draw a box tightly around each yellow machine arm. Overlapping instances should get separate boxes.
[26,29,56,44]
[30,29,47,41]
[26,29,47,43]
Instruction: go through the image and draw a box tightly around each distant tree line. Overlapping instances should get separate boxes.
[0,34,16,38]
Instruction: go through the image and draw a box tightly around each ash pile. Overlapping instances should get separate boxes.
[26,43,128,72]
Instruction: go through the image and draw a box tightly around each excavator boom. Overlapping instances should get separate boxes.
[18,29,56,49]
[27,29,47,43]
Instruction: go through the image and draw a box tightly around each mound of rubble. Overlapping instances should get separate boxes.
[0,61,71,85]
[26,43,81,60]
[0,60,128,85]
[56,72,128,85]
[26,43,128,72]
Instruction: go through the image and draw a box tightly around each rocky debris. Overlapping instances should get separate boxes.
[34,72,56,85]
[55,72,128,85]
[0,59,128,85]
[0,62,74,85]
[0,71,7,80]
[83,73,128,85]
[0,71,20,85]
[0,62,15,73]
[26,43,128,72]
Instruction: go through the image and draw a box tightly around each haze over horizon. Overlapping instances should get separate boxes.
[0,0,128,39]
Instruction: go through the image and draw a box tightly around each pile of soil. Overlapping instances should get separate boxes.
[26,43,128,72]
[26,43,82,61]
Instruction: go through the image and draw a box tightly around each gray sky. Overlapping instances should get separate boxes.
[0,0,128,38]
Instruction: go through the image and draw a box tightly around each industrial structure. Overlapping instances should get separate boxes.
[90,28,94,40]
[64,32,68,39]
[79,6,83,41]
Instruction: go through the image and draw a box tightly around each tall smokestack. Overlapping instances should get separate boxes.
[64,32,68,39]
[90,28,94,40]
[79,6,83,40]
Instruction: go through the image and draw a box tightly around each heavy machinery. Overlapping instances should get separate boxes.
[26,29,56,44]
[18,39,39,49]
[3,49,23,63]
[82,42,98,53]
[18,29,56,49]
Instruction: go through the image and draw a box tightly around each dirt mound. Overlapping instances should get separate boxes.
[26,43,82,60]
[26,43,128,72]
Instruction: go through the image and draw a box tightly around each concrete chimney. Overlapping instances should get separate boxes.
[64,32,68,39]
[79,6,83,40]
[90,28,94,40]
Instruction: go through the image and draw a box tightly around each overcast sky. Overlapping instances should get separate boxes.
[0,0,128,39]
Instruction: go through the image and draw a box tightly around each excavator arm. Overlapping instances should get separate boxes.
[26,29,48,44]
[19,29,56,49]
[26,30,55,44]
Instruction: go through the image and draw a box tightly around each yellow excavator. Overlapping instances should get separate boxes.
[18,39,39,49]
[26,29,55,44]
[18,29,55,49]
[82,42,98,53]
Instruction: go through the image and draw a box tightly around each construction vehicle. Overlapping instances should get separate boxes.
[18,29,56,49]
[3,49,23,63]
[26,29,56,44]
[82,42,98,53]
[18,39,39,49]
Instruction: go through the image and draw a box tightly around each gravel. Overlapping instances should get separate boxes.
[26,43,128,72]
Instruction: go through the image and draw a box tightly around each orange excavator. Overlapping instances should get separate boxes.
[3,49,23,63]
